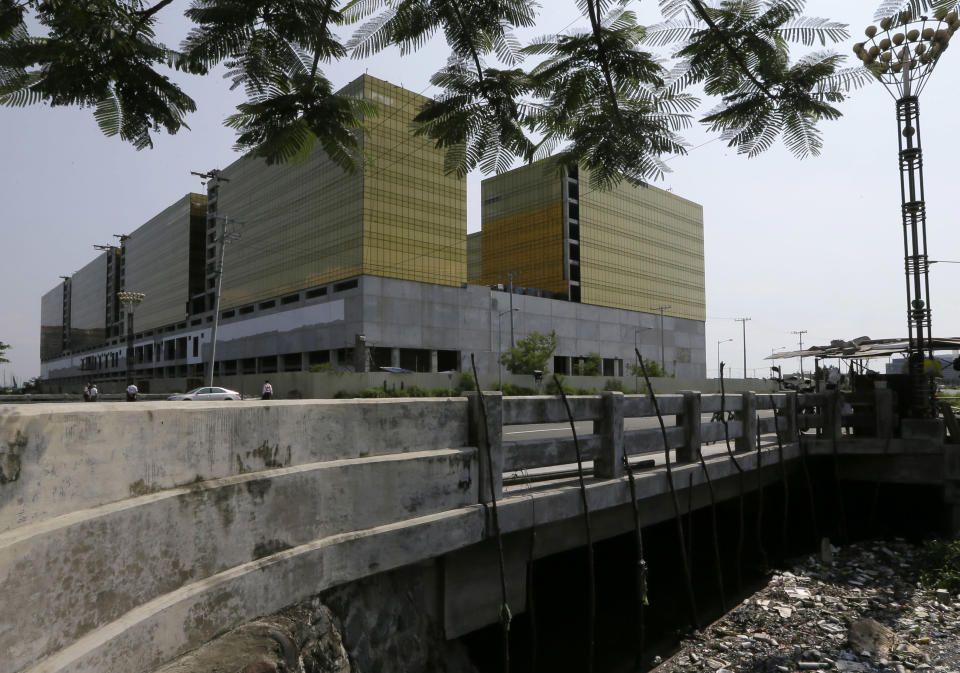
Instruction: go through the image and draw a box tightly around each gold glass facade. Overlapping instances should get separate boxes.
[216,75,466,310]
[361,76,466,286]
[125,194,206,332]
[467,232,482,282]
[69,254,108,349]
[579,172,704,321]
[478,162,567,295]
[478,162,705,321]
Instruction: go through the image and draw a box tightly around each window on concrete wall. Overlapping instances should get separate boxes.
[437,350,459,372]
[369,347,391,370]
[399,348,431,373]
[308,350,329,366]
[603,358,616,377]
[281,353,302,371]
[259,355,277,373]
[222,360,238,376]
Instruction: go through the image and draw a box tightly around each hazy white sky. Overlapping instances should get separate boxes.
[3,0,958,384]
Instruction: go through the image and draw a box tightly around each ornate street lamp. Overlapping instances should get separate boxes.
[854,9,958,416]
[117,291,145,386]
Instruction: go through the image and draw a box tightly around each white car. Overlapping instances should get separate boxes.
[167,387,242,401]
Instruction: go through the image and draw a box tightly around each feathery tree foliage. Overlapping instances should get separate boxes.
[0,341,10,364]
[0,0,900,186]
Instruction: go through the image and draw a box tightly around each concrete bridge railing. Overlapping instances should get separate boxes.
[0,389,898,673]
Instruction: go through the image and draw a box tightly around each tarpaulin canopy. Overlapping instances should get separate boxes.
[765,337,960,361]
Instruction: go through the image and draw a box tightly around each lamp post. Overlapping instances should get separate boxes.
[207,216,243,387]
[634,327,650,391]
[117,291,145,386]
[854,9,956,415]
[651,305,671,374]
[497,308,518,389]
[791,330,808,381]
[717,338,733,379]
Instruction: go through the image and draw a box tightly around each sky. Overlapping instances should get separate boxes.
[2,0,959,384]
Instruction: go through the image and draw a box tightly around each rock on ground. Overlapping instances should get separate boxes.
[655,539,960,673]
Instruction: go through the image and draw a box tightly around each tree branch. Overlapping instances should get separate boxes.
[136,0,175,21]
[585,0,629,128]
[310,0,337,79]
[447,0,486,85]
[688,0,775,98]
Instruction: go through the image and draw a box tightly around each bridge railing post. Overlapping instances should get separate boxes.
[822,390,842,441]
[783,391,798,442]
[676,390,701,462]
[594,391,625,478]
[735,391,757,452]
[874,388,893,439]
[466,391,503,504]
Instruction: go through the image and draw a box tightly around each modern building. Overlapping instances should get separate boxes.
[473,160,705,373]
[39,75,706,392]
[475,160,705,321]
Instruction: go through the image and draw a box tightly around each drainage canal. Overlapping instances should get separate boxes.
[459,468,949,673]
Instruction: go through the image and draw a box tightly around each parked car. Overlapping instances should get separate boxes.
[167,387,242,401]
[782,375,815,393]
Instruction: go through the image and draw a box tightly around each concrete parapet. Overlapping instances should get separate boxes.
[0,398,468,533]
[0,449,476,673]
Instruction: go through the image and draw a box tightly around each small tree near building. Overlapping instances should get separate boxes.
[501,331,557,375]
[575,353,603,376]
[628,360,671,378]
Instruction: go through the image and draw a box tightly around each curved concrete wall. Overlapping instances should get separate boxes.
[0,399,475,673]
[0,398,468,533]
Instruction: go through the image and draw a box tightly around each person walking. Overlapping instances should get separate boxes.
[261,380,273,400]
[82,382,91,402]
[88,383,99,401]
[126,382,138,401]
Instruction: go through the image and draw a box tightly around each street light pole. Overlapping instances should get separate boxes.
[792,329,808,380]
[117,292,145,386]
[735,317,751,379]
[855,10,955,416]
[497,308,518,389]
[717,338,733,379]
[207,216,243,388]
[651,305,671,374]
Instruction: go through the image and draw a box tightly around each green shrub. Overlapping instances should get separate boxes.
[357,387,388,398]
[918,539,960,593]
[500,382,538,396]
[309,362,346,375]
[458,370,477,393]
[604,378,625,392]
[545,376,575,396]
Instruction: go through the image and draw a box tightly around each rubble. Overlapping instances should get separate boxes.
[657,539,960,673]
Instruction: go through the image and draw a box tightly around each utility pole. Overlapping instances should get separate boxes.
[207,216,242,387]
[651,305,672,374]
[507,272,515,347]
[791,329,808,380]
[735,317,751,379]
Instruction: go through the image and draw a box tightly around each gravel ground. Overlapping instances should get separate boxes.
[654,539,960,673]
